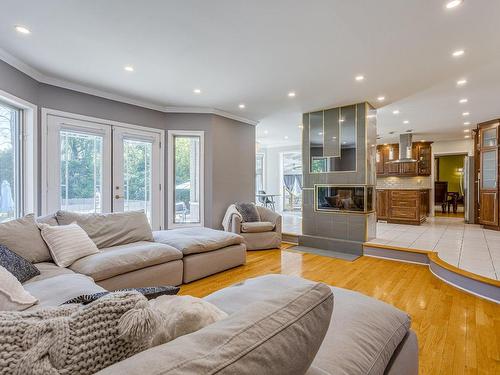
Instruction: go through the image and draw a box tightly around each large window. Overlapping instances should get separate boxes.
[168,131,204,228]
[0,102,22,223]
[256,153,265,192]
[282,152,302,211]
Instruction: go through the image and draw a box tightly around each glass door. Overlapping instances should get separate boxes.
[113,127,162,229]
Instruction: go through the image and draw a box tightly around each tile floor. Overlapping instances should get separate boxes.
[282,213,500,281]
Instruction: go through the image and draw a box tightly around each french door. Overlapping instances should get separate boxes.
[43,112,163,229]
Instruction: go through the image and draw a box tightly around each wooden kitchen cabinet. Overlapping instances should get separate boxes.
[376,189,429,225]
[376,142,432,177]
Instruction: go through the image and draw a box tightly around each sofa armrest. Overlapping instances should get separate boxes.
[256,206,282,233]
[231,215,242,234]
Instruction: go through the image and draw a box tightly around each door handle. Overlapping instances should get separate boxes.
[114,195,124,199]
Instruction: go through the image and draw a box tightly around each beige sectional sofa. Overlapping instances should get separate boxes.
[37,210,246,288]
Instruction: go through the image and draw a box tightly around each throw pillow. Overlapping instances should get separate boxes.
[0,291,158,374]
[0,265,38,311]
[56,210,154,248]
[149,295,228,346]
[39,222,100,267]
[0,244,40,283]
[62,286,180,305]
[235,202,261,222]
[0,214,51,263]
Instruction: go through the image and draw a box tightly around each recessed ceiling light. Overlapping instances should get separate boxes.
[193,88,201,94]
[355,75,365,81]
[383,143,388,146]
[284,136,289,140]
[263,130,268,135]
[420,139,426,142]
[446,0,463,9]
[377,96,385,102]
[464,129,470,133]
[462,112,470,116]
[392,110,400,115]
[452,49,465,57]
[238,104,245,109]
[464,135,470,139]
[403,120,409,124]
[15,25,31,34]
[463,121,471,125]
[288,91,296,98]
[459,98,468,103]
[456,79,467,86]
[124,66,134,72]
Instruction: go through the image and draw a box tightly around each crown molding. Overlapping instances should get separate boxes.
[0,49,258,126]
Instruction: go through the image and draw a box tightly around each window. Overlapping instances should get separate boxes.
[256,153,265,192]
[0,101,22,223]
[168,131,204,228]
[282,152,302,211]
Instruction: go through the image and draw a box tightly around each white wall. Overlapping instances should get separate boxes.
[261,144,301,211]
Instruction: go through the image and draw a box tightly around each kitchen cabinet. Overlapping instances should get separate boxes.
[376,142,432,177]
[376,189,429,225]
[477,120,500,229]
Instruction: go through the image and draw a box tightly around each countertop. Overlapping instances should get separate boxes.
[376,187,430,190]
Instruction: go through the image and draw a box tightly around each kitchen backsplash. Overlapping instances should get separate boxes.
[376,176,432,189]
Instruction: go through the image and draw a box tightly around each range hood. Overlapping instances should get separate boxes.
[386,134,417,163]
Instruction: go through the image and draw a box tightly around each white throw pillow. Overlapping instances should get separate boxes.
[0,265,38,311]
[149,295,228,346]
[39,222,100,267]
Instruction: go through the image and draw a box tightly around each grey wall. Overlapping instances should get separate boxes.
[0,60,255,229]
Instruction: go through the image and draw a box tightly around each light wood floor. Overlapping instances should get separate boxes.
[180,244,500,375]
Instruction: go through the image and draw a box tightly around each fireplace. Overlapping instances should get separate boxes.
[315,185,374,213]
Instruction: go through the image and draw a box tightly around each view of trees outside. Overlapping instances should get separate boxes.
[0,103,18,223]
[174,136,200,223]
[60,131,103,213]
[123,139,152,217]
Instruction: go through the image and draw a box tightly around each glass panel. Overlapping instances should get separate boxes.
[123,139,152,221]
[309,111,325,172]
[482,128,497,147]
[0,103,21,223]
[316,185,366,212]
[256,153,264,192]
[481,150,497,189]
[282,152,302,211]
[174,136,200,224]
[329,105,357,172]
[60,131,103,213]
[323,108,340,157]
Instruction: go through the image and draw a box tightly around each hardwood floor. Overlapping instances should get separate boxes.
[180,244,500,375]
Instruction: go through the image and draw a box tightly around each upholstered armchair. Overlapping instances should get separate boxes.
[224,205,282,250]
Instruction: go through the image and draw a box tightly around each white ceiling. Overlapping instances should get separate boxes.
[1,0,499,146]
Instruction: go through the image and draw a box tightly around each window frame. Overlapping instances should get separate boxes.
[167,130,205,229]
[256,152,265,193]
[0,89,37,218]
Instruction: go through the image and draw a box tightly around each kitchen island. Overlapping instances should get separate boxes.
[376,188,430,225]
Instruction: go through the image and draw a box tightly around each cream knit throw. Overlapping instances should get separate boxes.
[0,291,160,375]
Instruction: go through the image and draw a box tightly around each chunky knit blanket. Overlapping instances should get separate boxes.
[0,291,159,375]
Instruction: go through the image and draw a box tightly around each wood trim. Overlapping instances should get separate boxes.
[364,242,431,255]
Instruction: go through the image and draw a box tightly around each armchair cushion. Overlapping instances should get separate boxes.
[241,221,275,233]
[235,202,260,222]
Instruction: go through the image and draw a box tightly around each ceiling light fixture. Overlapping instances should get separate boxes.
[459,98,468,103]
[15,25,31,34]
[420,139,426,142]
[464,129,470,133]
[464,135,470,139]
[284,136,289,140]
[392,110,400,115]
[238,104,245,109]
[452,49,465,57]
[377,96,385,102]
[124,66,134,72]
[355,75,365,81]
[288,91,296,98]
[403,120,409,124]
[193,88,201,94]
[456,79,467,86]
[446,0,463,9]
[463,121,470,125]
[462,112,470,116]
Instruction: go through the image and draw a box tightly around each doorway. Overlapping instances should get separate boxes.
[42,111,163,229]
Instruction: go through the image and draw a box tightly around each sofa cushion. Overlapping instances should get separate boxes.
[0,265,38,311]
[39,222,100,267]
[36,213,59,226]
[95,281,333,375]
[69,241,183,281]
[26,262,76,284]
[0,214,51,263]
[56,210,154,248]
[241,221,274,233]
[153,227,243,255]
[235,202,261,222]
[205,275,411,375]
[0,244,40,283]
[23,273,107,309]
